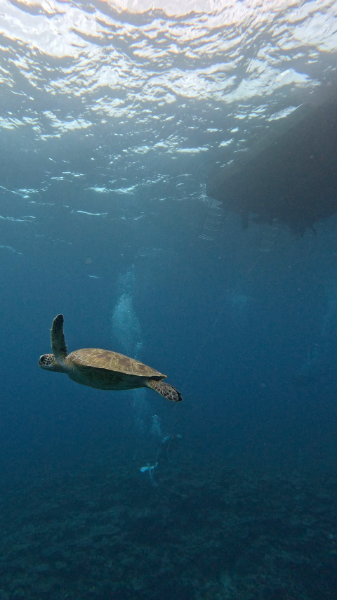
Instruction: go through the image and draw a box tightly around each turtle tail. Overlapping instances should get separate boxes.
[146,380,182,403]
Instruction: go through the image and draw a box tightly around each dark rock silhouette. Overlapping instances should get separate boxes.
[207,96,337,235]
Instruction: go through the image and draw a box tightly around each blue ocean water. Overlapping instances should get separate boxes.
[1,1,337,598]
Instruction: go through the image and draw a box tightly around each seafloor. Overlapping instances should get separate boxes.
[0,448,336,600]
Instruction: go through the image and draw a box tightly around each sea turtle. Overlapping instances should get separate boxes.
[39,314,182,403]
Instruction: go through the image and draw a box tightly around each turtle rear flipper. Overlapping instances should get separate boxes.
[147,380,182,402]
[51,314,68,359]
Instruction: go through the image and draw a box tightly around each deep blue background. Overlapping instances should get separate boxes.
[2,180,337,486]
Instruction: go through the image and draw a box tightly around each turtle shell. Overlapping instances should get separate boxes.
[68,348,166,379]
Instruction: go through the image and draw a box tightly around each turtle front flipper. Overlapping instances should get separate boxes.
[51,314,68,359]
[146,380,182,402]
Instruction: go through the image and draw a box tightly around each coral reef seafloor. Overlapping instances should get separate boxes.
[0,454,336,600]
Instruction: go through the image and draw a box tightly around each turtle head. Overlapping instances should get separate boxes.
[39,353,66,373]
